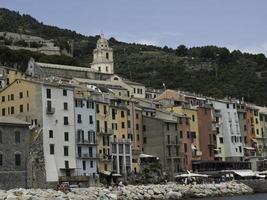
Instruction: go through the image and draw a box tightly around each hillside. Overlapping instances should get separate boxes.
[0,8,267,106]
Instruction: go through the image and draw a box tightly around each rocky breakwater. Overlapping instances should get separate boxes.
[0,181,253,200]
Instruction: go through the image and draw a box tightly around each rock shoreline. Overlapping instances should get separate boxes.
[0,181,253,200]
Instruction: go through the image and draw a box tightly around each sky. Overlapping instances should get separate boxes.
[1,0,267,55]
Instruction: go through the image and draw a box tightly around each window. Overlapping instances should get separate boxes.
[2,96,5,102]
[137,134,140,141]
[15,131,20,143]
[0,131,2,143]
[64,132,69,141]
[121,122,125,129]
[49,130,53,138]
[64,102,68,110]
[106,52,109,59]
[187,131,190,138]
[83,161,86,170]
[89,147,93,157]
[219,137,224,144]
[227,104,229,109]
[96,104,100,113]
[27,90,29,97]
[20,104,23,113]
[2,108,5,116]
[167,146,171,156]
[65,161,69,169]
[90,161,94,168]
[136,124,139,130]
[192,115,195,122]
[19,92,23,99]
[77,114,82,123]
[50,144,54,154]
[64,146,69,156]
[97,120,100,132]
[0,154,2,166]
[89,115,93,124]
[180,131,183,138]
[121,111,125,118]
[136,113,139,119]
[64,117,69,125]
[46,88,51,99]
[167,135,170,144]
[15,154,21,166]
[184,143,188,152]
[10,105,14,114]
[27,104,29,112]
[63,89,67,96]
[10,94,14,101]
[166,123,169,130]
[143,137,147,144]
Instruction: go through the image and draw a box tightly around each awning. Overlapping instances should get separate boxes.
[244,147,255,150]
[112,173,122,177]
[175,171,209,178]
[139,154,157,158]
[233,170,256,177]
[100,170,111,176]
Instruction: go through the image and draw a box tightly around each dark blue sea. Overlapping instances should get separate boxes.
[200,193,267,200]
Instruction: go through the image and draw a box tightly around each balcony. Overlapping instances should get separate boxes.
[98,128,114,135]
[166,141,181,146]
[46,107,55,114]
[100,154,112,162]
[77,139,97,145]
[111,138,131,144]
[78,153,98,159]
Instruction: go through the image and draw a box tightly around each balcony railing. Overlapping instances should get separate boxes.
[46,107,55,114]
[77,139,97,145]
[77,153,98,159]
[111,138,131,144]
[98,128,114,135]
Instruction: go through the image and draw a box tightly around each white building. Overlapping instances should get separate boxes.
[42,84,77,181]
[111,138,132,177]
[74,97,98,178]
[211,99,244,161]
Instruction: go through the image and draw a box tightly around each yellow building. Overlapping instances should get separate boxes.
[256,106,267,156]
[252,107,264,155]
[96,96,133,177]
[0,79,41,123]
[169,106,201,160]
[96,99,113,173]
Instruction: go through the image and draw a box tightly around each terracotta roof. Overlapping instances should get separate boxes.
[155,89,185,101]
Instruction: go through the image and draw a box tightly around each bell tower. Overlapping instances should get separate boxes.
[91,34,114,74]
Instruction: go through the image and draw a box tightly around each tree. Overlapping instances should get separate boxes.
[175,45,188,56]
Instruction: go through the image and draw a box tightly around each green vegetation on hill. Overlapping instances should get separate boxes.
[0,8,267,106]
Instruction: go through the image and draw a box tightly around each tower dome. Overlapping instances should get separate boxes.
[97,34,109,48]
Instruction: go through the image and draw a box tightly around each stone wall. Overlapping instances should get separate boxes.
[0,125,29,189]
[0,181,253,199]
